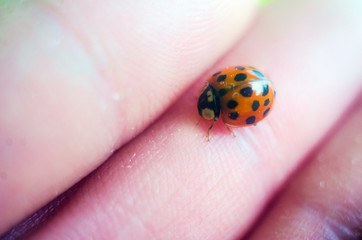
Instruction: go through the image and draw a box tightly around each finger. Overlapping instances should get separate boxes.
[8,0,362,239]
[0,0,260,233]
[246,98,362,239]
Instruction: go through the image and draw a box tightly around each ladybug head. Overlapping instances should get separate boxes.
[197,83,220,121]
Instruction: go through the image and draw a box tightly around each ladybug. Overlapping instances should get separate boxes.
[197,66,275,140]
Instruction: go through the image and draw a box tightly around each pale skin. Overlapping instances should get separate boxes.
[1,0,362,239]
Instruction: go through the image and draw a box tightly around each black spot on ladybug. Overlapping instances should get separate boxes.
[218,88,228,97]
[235,66,245,70]
[240,87,253,97]
[227,100,238,109]
[263,108,270,117]
[246,116,256,124]
[234,73,247,82]
[212,71,221,77]
[262,84,269,96]
[264,98,270,106]
[217,75,227,82]
[228,112,239,120]
[252,70,264,78]
[252,100,260,111]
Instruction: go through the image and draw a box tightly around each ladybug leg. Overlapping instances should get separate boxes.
[196,117,202,126]
[226,126,236,137]
[206,121,216,141]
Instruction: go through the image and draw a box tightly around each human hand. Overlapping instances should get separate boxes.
[1,0,362,239]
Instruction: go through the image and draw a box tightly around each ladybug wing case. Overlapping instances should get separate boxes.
[219,81,274,127]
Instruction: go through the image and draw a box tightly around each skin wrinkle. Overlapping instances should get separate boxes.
[322,200,362,238]
[295,197,362,239]
[300,197,362,239]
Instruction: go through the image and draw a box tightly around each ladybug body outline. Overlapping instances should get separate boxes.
[197,66,275,140]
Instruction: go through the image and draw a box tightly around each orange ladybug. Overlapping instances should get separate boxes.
[197,66,275,140]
